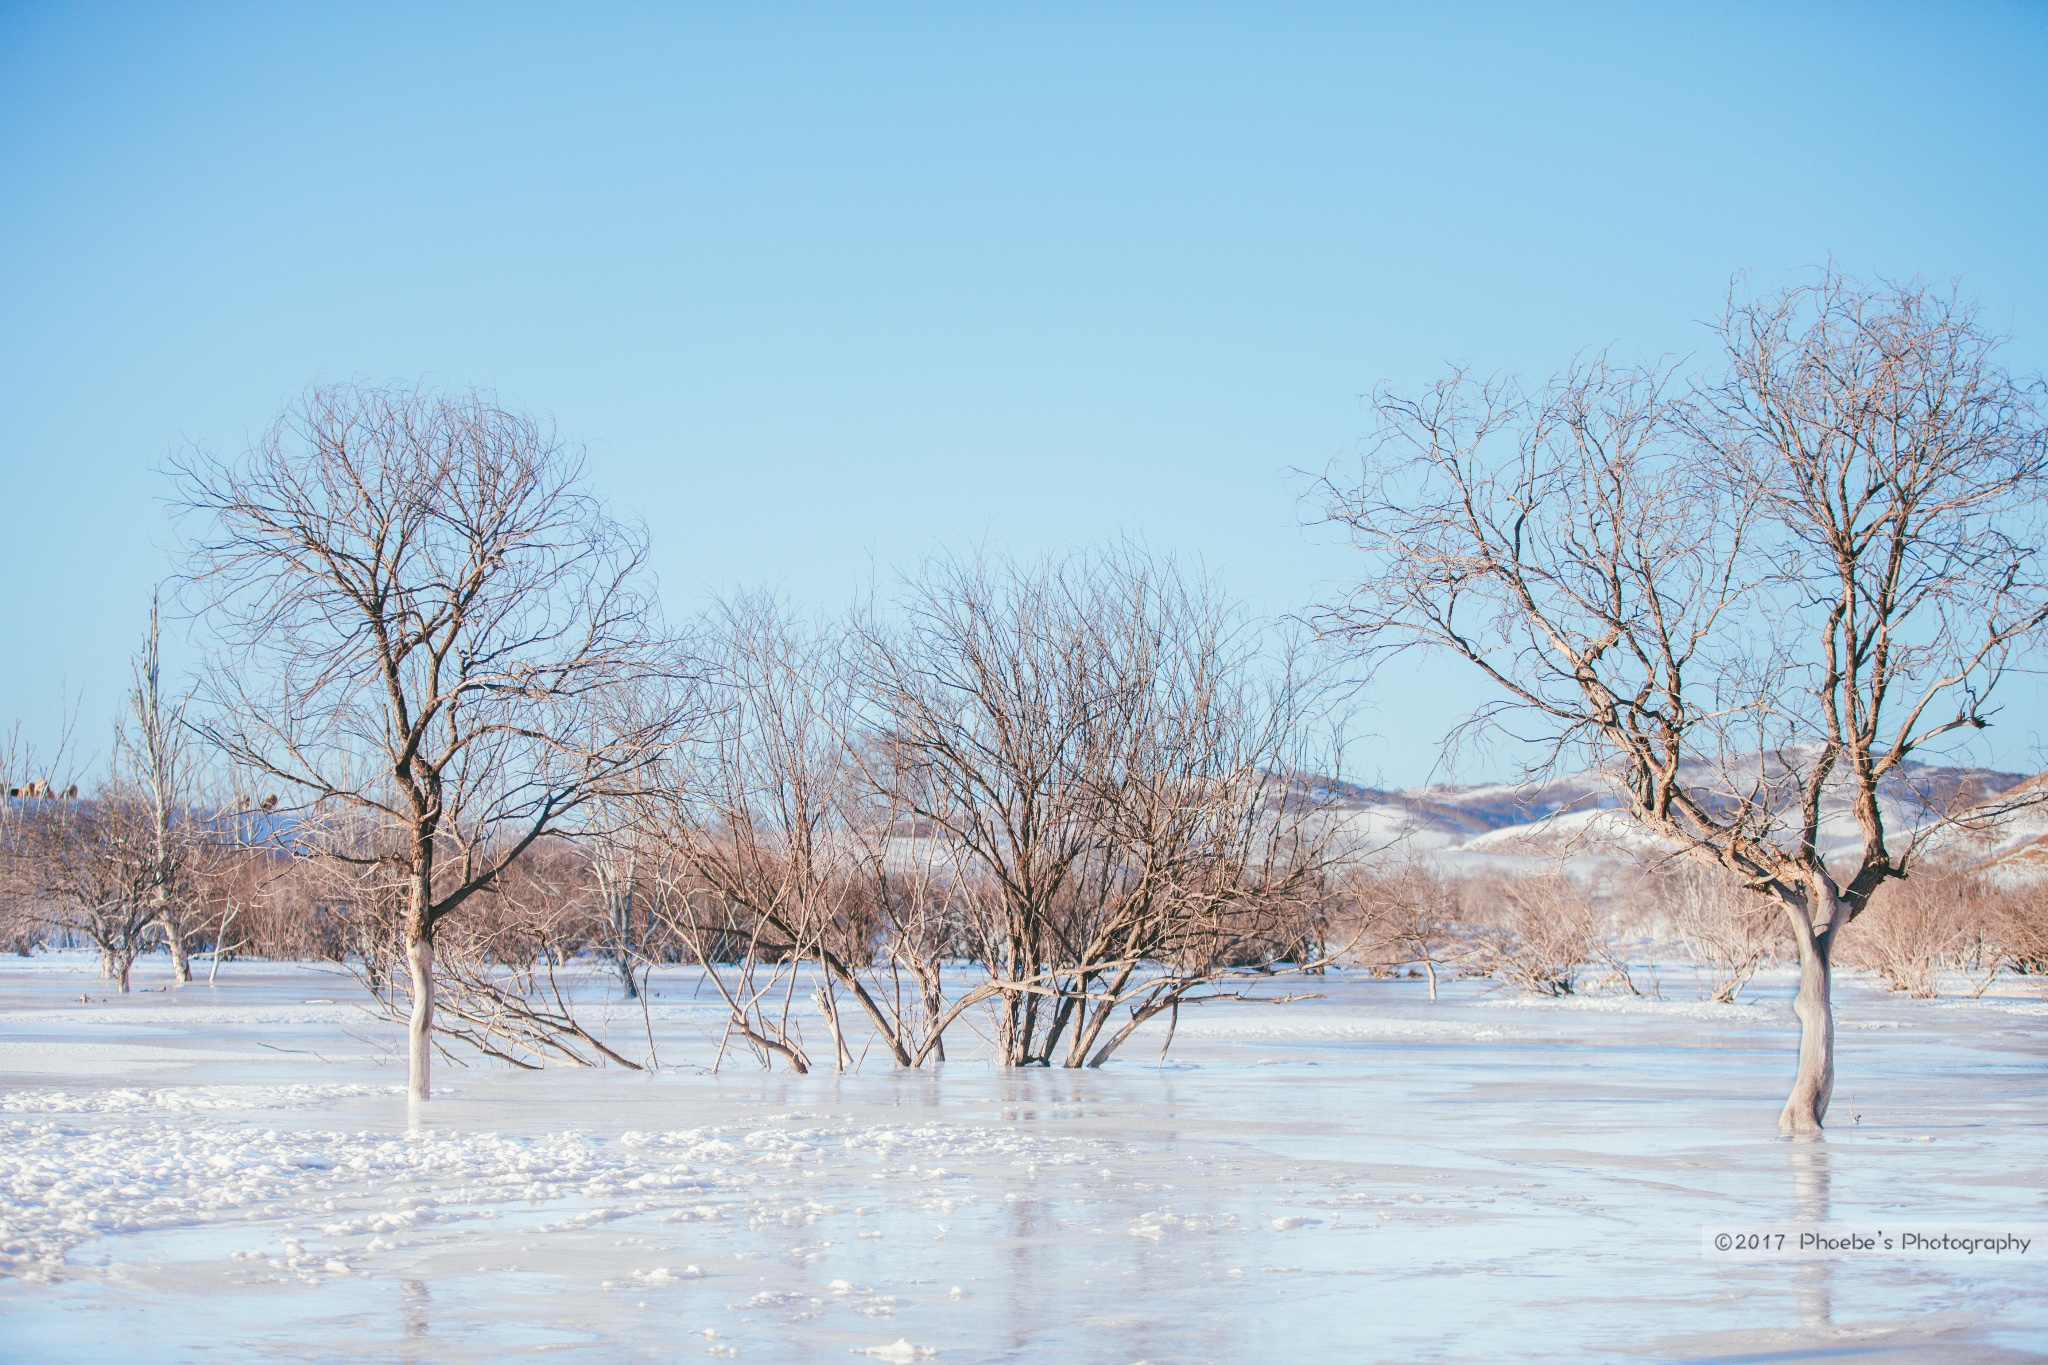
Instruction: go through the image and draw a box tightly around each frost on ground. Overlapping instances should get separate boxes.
[2,956,2045,1362]
[3,1098,1080,1284]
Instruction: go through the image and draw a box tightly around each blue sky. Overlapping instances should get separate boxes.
[3,2,2045,786]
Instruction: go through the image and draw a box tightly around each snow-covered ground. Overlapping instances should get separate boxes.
[3,954,2045,1362]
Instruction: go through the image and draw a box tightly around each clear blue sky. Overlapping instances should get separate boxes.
[4,2,2045,787]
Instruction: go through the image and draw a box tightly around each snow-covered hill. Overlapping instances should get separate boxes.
[1315,756,2042,877]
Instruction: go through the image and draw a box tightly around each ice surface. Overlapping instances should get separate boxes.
[2,953,2045,1361]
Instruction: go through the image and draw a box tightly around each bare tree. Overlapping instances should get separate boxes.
[9,788,159,990]
[1316,270,2048,1130]
[121,590,202,983]
[853,550,1339,1068]
[175,382,687,1099]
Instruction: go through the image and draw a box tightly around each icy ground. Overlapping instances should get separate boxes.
[2,955,2045,1362]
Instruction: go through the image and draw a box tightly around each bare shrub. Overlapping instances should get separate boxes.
[852,549,1340,1068]
[1836,865,1978,997]
[638,596,910,1074]
[1974,881,2048,983]
[1466,872,1596,997]
[1335,862,1472,999]
[1659,863,1790,1002]
[5,788,164,991]
[0,895,42,955]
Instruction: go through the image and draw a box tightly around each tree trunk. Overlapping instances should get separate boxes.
[815,985,848,1072]
[162,914,191,985]
[406,932,435,1101]
[610,880,637,1000]
[922,970,946,1064]
[406,825,438,1101]
[1780,917,1835,1133]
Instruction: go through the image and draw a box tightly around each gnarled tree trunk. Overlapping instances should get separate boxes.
[1780,911,1835,1133]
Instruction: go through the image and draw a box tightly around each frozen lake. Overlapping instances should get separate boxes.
[2,954,2044,1362]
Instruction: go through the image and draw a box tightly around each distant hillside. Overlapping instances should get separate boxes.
[1314,755,2041,878]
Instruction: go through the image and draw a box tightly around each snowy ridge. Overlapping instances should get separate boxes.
[1323,755,2040,876]
[1921,772,2048,881]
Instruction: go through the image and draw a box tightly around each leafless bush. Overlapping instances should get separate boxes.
[1465,871,1598,997]
[638,595,915,1074]
[1657,863,1790,1002]
[852,549,1340,1067]
[1974,881,2048,982]
[0,612,225,986]
[1837,863,1983,997]
[0,894,42,955]
[1334,862,1473,999]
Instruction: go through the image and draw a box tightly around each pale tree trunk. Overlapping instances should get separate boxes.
[921,968,946,1064]
[158,895,191,985]
[815,985,848,1072]
[406,933,435,1101]
[97,943,138,991]
[136,590,190,987]
[405,824,438,1101]
[1779,901,1835,1133]
[208,905,239,985]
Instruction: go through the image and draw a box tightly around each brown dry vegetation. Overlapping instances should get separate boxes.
[5,799,2043,1067]
[1333,857,2043,1004]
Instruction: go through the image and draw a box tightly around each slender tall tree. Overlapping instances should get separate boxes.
[122,589,195,983]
